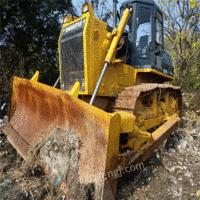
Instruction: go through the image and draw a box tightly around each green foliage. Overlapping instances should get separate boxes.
[159,0,200,95]
[0,0,75,85]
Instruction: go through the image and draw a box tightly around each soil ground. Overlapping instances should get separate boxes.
[0,117,200,200]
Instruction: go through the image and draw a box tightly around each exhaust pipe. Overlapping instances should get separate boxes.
[113,0,118,28]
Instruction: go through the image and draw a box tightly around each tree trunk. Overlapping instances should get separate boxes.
[19,52,25,78]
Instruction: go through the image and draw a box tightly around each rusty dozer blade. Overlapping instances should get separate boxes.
[3,76,121,199]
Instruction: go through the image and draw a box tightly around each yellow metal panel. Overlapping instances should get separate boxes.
[58,12,137,97]
[83,13,136,96]
[113,111,136,133]
[84,14,107,95]
[136,68,174,80]
[83,13,93,95]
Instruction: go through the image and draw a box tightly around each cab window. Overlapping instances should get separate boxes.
[136,7,151,58]
[155,12,163,45]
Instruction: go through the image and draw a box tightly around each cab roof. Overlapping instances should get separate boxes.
[120,0,162,14]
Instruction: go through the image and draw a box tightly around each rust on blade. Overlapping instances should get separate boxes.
[7,76,121,199]
[2,123,30,159]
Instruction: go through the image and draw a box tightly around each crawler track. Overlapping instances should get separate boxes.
[113,83,182,165]
[113,83,182,127]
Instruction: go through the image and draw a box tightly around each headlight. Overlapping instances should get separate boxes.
[81,3,94,16]
[82,4,89,13]
[63,15,72,24]
[63,16,68,24]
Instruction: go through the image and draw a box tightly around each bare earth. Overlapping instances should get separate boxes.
[0,117,200,200]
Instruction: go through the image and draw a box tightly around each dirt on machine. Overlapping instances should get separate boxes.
[2,0,182,199]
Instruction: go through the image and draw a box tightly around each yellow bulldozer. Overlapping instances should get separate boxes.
[3,0,182,199]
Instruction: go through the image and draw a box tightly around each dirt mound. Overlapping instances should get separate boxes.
[0,128,96,200]
[34,128,95,199]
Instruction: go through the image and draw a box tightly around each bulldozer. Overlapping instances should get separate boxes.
[2,0,182,199]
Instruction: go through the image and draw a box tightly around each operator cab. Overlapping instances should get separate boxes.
[120,0,173,76]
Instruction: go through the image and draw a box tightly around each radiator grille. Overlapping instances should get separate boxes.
[60,19,86,91]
